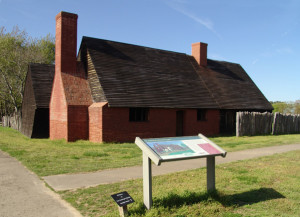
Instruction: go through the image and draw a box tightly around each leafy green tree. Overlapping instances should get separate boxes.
[295,100,300,114]
[271,101,300,114]
[272,101,289,114]
[0,26,54,116]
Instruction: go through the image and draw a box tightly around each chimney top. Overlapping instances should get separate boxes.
[191,42,208,67]
[55,11,78,20]
[55,11,78,73]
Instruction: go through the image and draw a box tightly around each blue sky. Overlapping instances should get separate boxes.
[1,0,299,102]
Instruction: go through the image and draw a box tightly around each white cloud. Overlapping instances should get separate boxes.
[166,0,222,39]
[253,45,293,65]
[209,53,228,61]
[281,31,288,37]
[261,46,293,57]
[171,0,189,3]
[15,8,36,19]
[252,59,259,65]
[175,7,214,31]
[275,47,293,54]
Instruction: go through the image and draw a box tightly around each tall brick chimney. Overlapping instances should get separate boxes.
[50,12,92,142]
[192,42,207,67]
[55,12,78,74]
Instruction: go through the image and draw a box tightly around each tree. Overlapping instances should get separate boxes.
[295,100,300,114]
[271,101,291,114]
[271,100,300,114]
[0,26,54,116]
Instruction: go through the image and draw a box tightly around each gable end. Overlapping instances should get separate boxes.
[87,50,107,103]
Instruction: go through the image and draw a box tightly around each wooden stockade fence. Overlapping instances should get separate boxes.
[236,112,273,136]
[1,111,22,131]
[272,112,300,135]
[236,112,300,136]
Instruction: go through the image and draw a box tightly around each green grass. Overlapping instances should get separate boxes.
[210,134,300,151]
[60,151,300,216]
[0,126,299,176]
[0,127,141,176]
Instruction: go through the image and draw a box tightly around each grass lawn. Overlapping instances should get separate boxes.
[60,151,300,217]
[0,126,299,176]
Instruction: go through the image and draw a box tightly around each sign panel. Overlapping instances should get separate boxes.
[111,191,134,207]
[144,137,222,160]
[135,134,226,165]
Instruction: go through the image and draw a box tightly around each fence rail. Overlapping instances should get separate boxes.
[236,112,300,136]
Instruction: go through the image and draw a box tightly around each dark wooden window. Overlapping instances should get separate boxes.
[129,108,149,122]
[197,109,207,121]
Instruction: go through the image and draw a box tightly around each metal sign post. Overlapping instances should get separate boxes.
[135,134,226,209]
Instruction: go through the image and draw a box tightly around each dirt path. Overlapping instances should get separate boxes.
[43,144,300,191]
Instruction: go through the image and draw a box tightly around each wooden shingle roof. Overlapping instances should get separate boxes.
[199,60,273,110]
[81,36,219,109]
[28,63,54,108]
[79,36,272,110]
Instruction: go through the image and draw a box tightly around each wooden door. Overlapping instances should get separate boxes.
[176,110,184,136]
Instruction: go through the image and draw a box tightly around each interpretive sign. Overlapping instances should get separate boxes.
[135,134,226,166]
[111,191,134,207]
[135,134,227,210]
[144,136,224,159]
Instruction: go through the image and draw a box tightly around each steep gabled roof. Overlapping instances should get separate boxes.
[199,60,273,110]
[28,63,55,108]
[79,36,272,111]
[80,36,219,109]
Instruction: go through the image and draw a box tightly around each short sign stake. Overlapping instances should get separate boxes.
[118,205,128,217]
[111,191,134,217]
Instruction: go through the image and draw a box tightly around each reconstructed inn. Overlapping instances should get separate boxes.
[22,11,273,141]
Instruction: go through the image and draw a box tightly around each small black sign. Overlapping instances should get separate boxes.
[111,191,135,207]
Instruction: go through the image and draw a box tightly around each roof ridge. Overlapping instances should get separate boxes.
[207,58,240,66]
[82,36,189,56]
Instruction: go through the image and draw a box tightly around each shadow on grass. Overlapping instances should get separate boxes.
[219,187,285,207]
[129,188,285,215]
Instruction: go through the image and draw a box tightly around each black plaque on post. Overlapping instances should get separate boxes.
[111,191,134,207]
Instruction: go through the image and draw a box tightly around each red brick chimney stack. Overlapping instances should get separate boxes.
[55,11,78,74]
[192,42,207,67]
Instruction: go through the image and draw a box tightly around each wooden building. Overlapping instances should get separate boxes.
[21,63,54,138]
[22,11,273,141]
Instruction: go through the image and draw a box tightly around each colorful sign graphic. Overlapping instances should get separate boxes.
[144,136,221,160]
